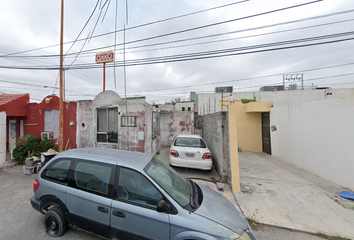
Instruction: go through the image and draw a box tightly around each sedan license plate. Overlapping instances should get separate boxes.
[186,153,195,157]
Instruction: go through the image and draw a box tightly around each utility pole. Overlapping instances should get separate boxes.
[59,0,64,152]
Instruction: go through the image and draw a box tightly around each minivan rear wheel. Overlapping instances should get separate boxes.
[44,207,67,237]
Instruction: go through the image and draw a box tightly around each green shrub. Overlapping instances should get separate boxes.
[12,134,58,163]
[39,138,55,153]
[12,145,28,164]
[13,134,39,163]
[241,98,256,104]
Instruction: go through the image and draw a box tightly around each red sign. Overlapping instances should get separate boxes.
[95,51,114,63]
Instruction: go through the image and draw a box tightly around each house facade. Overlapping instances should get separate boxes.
[76,90,163,156]
[195,88,354,190]
[0,91,195,167]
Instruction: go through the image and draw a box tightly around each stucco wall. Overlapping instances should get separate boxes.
[119,99,146,153]
[197,88,354,115]
[222,100,272,152]
[25,95,77,150]
[0,112,6,166]
[196,112,229,182]
[160,111,194,147]
[271,96,354,190]
[235,103,262,152]
[76,101,94,148]
[0,94,29,117]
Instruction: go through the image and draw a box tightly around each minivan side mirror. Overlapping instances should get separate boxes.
[157,200,171,213]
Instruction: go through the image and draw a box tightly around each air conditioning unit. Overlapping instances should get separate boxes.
[41,131,53,140]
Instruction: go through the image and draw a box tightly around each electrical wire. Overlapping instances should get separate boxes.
[7,12,354,60]
[0,0,249,57]
[3,58,354,98]
[2,30,354,70]
[55,0,326,58]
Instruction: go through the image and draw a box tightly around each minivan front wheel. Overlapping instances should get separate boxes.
[44,207,67,237]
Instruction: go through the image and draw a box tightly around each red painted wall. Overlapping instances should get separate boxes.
[24,95,77,150]
[0,94,29,117]
[1,94,30,151]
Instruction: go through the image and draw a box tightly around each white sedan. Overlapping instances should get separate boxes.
[169,134,212,170]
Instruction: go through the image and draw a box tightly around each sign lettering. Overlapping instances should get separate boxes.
[96,51,114,63]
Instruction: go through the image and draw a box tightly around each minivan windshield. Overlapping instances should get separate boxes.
[145,158,190,207]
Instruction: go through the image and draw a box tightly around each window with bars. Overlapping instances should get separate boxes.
[121,116,137,127]
[97,108,118,143]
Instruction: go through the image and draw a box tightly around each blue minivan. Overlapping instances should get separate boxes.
[30,147,256,240]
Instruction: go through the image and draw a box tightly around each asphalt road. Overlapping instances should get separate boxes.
[0,169,325,240]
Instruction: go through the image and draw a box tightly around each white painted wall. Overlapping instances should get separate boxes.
[174,102,194,112]
[0,112,6,166]
[197,88,354,115]
[271,95,354,190]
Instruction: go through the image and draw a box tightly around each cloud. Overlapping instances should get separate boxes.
[0,0,354,103]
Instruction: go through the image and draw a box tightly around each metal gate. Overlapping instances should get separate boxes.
[262,113,271,154]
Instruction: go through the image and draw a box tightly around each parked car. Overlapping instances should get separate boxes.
[170,134,213,170]
[30,147,255,240]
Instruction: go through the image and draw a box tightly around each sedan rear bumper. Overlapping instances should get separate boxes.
[170,157,212,170]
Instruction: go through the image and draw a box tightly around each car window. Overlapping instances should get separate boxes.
[174,137,206,148]
[118,167,163,208]
[145,158,190,207]
[73,161,113,196]
[42,159,71,184]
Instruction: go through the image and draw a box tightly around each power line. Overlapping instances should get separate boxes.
[2,29,354,70]
[1,0,249,57]
[124,62,354,94]
[61,0,326,57]
[3,59,354,98]
[7,12,354,60]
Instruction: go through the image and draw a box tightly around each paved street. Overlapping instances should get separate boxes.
[0,159,332,240]
[0,171,100,240]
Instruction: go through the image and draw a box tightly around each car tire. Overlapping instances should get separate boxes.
[44,206,67,237]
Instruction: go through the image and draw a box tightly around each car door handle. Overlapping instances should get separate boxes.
[112,210,126,218]
[97,206,109,214]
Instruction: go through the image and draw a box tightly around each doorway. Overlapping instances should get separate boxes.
[261,113,271,154]
[9,120,16,153]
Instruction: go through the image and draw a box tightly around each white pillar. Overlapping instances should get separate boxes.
[0,112,6,166]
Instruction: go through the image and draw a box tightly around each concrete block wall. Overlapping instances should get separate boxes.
[196,112,229,182]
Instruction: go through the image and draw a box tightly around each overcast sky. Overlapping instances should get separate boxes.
[1,0,354,104]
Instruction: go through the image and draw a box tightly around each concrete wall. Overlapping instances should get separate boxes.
[228,104,240,192]
[160,111,194,147]
[197,88,354,115]
[0,94,30,152]
[196,112,229,182]
[0,94,29,117]
[76,101,94,148]
[92,91,123,149]
[119,98,146,153]
[174,102,194,112]
[234,103,263,152]
[143,104,161,156]
[271,95,354,190]
[220,100,273,152]
[79,92,162,156]
[0,112,6,166]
